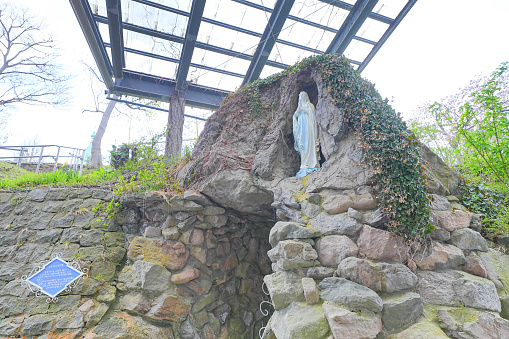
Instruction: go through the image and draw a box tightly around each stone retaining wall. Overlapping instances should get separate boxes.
[261,176,509,338]
[3,181,509,338]
[0,188,272,338]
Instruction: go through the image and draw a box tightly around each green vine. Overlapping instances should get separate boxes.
[308,54,432,239]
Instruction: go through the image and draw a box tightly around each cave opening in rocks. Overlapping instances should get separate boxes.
[300,82,319,107]
[318,147,327,167]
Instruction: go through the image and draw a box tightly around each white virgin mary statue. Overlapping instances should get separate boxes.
[293,91,320,177]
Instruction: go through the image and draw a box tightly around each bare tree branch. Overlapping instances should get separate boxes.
[80,60,158,168]
[0,3,71,111]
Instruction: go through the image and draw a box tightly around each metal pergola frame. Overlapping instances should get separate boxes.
[70,0,417,110]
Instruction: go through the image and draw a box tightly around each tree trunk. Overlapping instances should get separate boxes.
[90,95,117,168]
[165,94,185,157]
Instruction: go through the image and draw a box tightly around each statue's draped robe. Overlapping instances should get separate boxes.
[293,92,319,176]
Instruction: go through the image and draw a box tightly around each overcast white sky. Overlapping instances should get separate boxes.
[2,0,509,157]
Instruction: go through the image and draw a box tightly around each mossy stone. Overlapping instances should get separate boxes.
[387,320,449,338]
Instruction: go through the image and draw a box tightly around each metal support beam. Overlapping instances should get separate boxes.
[95,15,290,70]
[358,0,417,73]
[326,0,378,55]
[114,71,228,109]
[318,0,393,24]
[134,0,342,54]
[69,0,113,89]
[232,0,377,45]
[242,0,294,85]
[175,0,206,90]
[106,0,125,78]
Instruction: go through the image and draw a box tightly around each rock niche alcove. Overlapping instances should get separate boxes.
[2,55,509,339]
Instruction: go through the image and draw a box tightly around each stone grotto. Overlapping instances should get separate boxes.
[1,55,509,338]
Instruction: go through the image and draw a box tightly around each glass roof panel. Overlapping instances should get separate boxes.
[356,18,388,42]
[259,64,286,80]
[278,20,336,52]
[197,22,260,55]
[97,22,111,44]
[123,31,182,59]
[376,0,407,18]
[124,1,188,38]
[289,1,350,31]
[124,51,179,77]
[204,0,272,35]
[187,66,242,91]
[76,0,416,108]
[147,0,192,11]
[343,40,373,65]
[191,48,251,76]
[268,42,317,66]
[89,0,107,16]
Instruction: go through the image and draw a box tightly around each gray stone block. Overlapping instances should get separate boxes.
[451,228,489,251]
[271,302,330,339]
[382,292,423,333]
[269,221,320,247]
[309,212,361,237]
[264,271,304,310]
[338,257,417,293]
[21,314,55,337]
[319,277,383,313]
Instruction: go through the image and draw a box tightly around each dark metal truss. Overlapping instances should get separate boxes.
[105,0,125,78]
[242,0,295,86]
[70,0,417,111]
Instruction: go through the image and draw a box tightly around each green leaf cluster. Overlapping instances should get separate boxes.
[411,61,509,239]
[110,131,187,195]
[456,62,509,182]
[413,62,509,183]
[460,179,509,239]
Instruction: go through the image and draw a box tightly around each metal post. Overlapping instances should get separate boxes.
[73,149,79,171]
[79,149,85,176]
[54,147,61,172]
[36,146,45,174]
[71,149,76,171]
[16,147,24,167]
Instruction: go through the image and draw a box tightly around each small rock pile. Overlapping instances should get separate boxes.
[262,176,509,338]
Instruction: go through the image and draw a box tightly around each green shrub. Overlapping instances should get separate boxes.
[460,178,509,239]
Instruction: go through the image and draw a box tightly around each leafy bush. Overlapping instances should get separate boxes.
[460,178,509,239]
[410,61,509,240]
[111,132,191,196]
[411,62,509,182]
[110,144,133,169]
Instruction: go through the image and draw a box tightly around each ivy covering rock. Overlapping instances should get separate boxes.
[181,54,433,240]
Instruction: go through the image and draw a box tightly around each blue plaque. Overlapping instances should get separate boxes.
[22,254,88,302]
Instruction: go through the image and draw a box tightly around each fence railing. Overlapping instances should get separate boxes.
[0,145,86,175]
